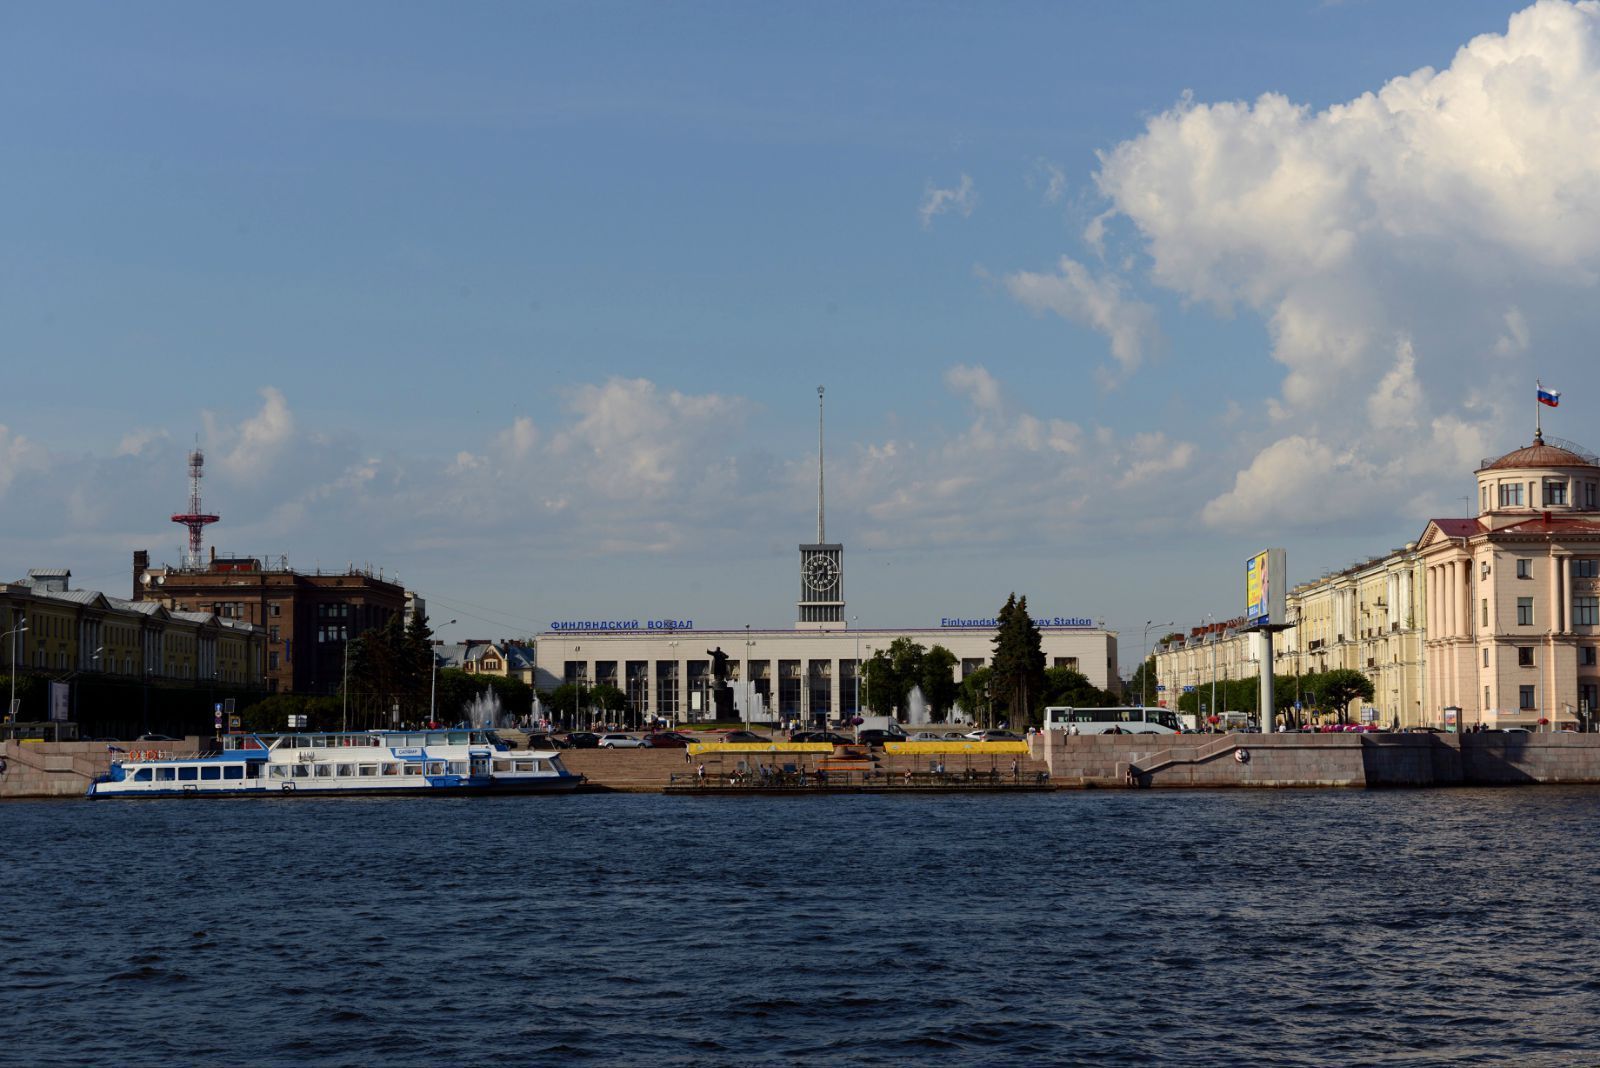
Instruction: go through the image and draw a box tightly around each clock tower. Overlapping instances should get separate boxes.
[798,385,844,629]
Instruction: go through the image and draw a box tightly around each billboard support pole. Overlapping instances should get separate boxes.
[1258,629,1275,734]
[1246,547,1288,735]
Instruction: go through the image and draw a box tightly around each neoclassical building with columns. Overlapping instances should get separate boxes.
[1156,432,1600,730]
[1419,434,1600,729]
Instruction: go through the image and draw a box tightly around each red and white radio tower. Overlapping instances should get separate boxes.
[171,448,220,570]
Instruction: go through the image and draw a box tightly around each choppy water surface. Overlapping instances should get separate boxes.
[5,788,1600,1066]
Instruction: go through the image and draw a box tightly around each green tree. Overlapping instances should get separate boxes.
[919,645,959,723]
[584,683,629,716]
[434,667,484,724]
[402,608,434,707]
[1127,656,1160,706]
[863,637,927,716]
[1042,666,1116,710]
[990,593,1046,727]
[1317,668,1376,723]
[957,666,993,727]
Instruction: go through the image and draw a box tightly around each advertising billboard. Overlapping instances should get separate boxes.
[1245,548,1286,627]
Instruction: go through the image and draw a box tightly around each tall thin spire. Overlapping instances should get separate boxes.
[817,385,826,543]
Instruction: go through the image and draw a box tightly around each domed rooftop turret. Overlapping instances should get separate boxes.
[1475,432,1600,525]
[1481,432,1600,472]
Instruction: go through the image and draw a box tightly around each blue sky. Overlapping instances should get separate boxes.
[4,0,1593,668]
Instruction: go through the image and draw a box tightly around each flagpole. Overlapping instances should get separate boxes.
[1536,379,1543,442]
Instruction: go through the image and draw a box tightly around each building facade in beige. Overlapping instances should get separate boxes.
[531,624,1118,727]
[2,568,266,695]
[1419,436,1600,730]
[1157,433,1600,731]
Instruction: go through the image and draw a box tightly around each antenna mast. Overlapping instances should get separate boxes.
[817,385,826,543]
[170,446,220,570]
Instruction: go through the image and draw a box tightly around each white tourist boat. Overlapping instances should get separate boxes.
[86,728,582,799]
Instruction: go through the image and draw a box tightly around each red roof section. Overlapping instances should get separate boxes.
[1427,518,1484,538]
[1492,515,1600,535]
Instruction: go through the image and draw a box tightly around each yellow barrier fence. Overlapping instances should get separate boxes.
[882,741,1031,754]
[687,742,836,755]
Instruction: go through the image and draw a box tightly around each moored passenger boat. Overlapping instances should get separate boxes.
[86,728,582,798]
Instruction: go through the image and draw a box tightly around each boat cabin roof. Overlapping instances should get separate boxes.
[221,729,504,751]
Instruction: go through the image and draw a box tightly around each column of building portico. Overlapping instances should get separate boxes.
[1450,559,1465,711]
[1552,555,1565,634]
[1444,561,1456,711]
[1555,555,1573,725]
[1459,558,1472,713]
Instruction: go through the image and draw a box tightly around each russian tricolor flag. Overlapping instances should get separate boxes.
[1538,385,1561,408]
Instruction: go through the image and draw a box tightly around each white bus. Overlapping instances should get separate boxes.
[1043,706,1182,735]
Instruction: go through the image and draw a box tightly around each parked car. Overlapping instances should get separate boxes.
[910,732,943,741]
[857,728,909,746]
[643,731,694,748]
[523,733,570,750]
[598,733,647,749]
[941,731,969,740]
[136,733,177,742]
[792,730,853,745]
[563,731,601,749]
[964,729,1023,741]
[720,730,773,744]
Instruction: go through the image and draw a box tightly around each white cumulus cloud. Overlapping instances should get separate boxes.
[919,173,977,229]
[1005,255,1163,375]
[1082,0,1600,530]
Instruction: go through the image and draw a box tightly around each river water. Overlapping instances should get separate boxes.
[4,788,1600,1066]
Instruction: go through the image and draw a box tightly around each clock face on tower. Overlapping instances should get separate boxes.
[803,555,839,593]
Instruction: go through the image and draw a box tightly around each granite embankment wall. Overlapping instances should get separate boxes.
[0,739,124,799]
[1031,732,1600,788]
[562,747,1052,791]
[9,734,1600,798]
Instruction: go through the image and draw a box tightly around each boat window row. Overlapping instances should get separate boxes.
[267,731,497,750]
[132,764,257,782]
[262,759,553,779]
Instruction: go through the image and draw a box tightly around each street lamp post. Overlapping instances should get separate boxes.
[744,624,755,731]
[429,619,458,727]
[572,644,583,730]
[342,636,350,732]
[71,645,105,727]
[851,616,860,722]
[1142,619,1172,708]
[5,620,27,724]
[1204,613,1218,733]
[666,640,679,726]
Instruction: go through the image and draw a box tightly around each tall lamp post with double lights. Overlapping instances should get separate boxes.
[5,620,27,724]
[1142,619,1172,709]
[666,640,679,726]
[744,624,755,731]
[428,619,458,726]
[851,616,860,720]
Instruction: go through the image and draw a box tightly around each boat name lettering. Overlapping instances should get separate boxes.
[394,747,424,757]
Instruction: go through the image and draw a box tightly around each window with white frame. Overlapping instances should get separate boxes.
[1574,596,1600,626]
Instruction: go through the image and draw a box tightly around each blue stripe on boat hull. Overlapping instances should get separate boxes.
[86,778,582,799]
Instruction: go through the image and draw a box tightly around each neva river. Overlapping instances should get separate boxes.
[5,788,1600,1066]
